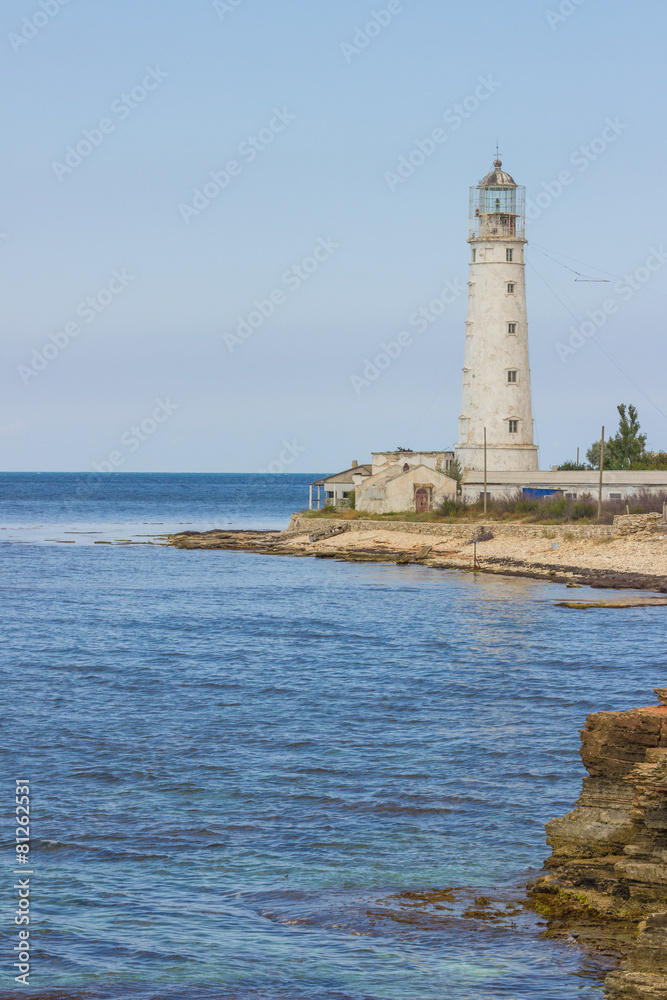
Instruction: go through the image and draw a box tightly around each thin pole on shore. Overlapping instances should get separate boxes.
[576,447,580,466]
[597,426,605,521]
[473,540,478,571]
[483,427,487,515]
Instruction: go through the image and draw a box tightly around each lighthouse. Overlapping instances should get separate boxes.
[455,159,539,472]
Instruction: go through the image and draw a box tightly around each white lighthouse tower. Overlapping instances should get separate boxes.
[455,159,539,472]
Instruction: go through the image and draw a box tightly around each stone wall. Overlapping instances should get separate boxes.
[612,512,666,535]
[289,513,614,542]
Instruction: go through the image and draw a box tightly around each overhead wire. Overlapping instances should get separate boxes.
[529,241,667,299]
[407,347,464,443]
[527,255,667,424]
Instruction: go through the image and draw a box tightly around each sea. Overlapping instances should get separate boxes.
[1,472,665,1000]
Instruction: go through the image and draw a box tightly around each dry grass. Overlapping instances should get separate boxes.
[305,489,667,526]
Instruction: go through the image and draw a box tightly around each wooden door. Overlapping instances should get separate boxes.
[415,488,429,513]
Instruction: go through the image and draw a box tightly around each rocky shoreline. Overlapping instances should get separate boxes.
[529,691,667,999]
[164,512,667,593]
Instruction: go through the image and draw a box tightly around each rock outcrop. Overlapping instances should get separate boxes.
[530,691,667,998]
[166,518,667,592]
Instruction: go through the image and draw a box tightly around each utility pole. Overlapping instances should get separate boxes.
[483,427,487,515]
[576,447,580,466]
[597,426,605,521]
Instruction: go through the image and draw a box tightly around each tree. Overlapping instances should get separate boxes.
[557,460,588,471]
[446,457,464,494]
[585,439,608,470]
[607,404,647,469]
[586,404,647,470]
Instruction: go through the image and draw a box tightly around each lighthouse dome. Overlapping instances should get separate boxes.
[479,159,516,188]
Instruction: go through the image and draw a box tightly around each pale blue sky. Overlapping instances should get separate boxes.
[2,0,666,472]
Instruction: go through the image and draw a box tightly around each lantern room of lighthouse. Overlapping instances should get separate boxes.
[455,159,539,473]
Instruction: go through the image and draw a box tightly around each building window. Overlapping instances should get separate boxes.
[471,249,476,262]
[462,368,471,386]
[465,321,473,337]
[468,282,475,297]
[506,248,513,262]
[507,322,517,335]
[507,282,515,294]
[507,370,518,383]
[609,492,622,500]
[565,493,577,501]
[509,420,519,434]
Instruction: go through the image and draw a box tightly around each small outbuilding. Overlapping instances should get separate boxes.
[309,451,457,513]
[309,462,372,509]
[355,462,457,514]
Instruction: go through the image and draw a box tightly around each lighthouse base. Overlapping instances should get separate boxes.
[455,443,539,473]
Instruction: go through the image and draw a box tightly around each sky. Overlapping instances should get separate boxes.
[2,0,667,474]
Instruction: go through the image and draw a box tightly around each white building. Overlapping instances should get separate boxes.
[309,451,456,513]
[309,462,372,509]
[306,159,667,515]
[456,159,539,472]
[461,469,667,503]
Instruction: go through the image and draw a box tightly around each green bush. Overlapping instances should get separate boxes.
[440,497,474,517]
[572,496,596,520]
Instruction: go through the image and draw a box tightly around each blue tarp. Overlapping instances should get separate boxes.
[522,488,563,499]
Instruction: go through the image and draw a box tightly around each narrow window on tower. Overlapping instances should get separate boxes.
[506,248,513,262]
[507,370,518,383]
[508,419,519,434]
[471,249,476,262]
[465,322,473,337]
[507,282,516,294]
[468,282,475,297]
[507,322,517,335]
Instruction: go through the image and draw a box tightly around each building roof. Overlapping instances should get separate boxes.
[310,465,372,487]
[479,159,516,188]
[363,463,456,488]
[371,450,454,458]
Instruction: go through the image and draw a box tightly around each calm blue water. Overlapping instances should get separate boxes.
[1,474,664,999]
